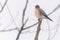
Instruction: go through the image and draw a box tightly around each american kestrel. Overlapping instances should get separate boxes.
[35,5,53,21]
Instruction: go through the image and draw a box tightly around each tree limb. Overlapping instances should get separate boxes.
[0,28,17,32]
[22,0,28,24]
[48,4,60,15]
[34,19,42,40]
[0,0,8,13]
[23,22,38,30]
[16,0,28,39]
[16,16,29,40]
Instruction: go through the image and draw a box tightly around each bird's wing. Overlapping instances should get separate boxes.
[39,8,53,21]
[39,8,47,16]
[39,8,48,17]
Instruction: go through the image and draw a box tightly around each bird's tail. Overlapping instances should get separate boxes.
[47,17,53,21]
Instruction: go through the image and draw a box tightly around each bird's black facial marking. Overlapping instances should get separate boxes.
[35,5,40,8]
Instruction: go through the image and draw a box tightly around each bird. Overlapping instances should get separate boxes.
[34,5,53,21]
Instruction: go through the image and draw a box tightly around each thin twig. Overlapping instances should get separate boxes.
[22,0,28,24]
[0,0,8,13]
[0,0,18,32]
[16,17,29,40]
[23,22,38,30]
[48,4,60,15]
[16,0,28,39]
[0,28,17,32]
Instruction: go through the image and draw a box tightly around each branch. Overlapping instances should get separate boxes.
[0,17,29,32]
[16,0,28,39]
[48,4,60,15]
[23,22,38,30]
[0,28,17,32]
[34,19,42,40]
[0,0,8,13]
[22,0,28,24]
[16,17,29,40]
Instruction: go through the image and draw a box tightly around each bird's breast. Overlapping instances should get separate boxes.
[34,9,41,18]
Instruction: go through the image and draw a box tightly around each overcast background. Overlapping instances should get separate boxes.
[0,0,60,40]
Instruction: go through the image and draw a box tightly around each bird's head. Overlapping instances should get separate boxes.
[35,5,40,9]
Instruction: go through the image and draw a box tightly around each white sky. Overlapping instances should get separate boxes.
[0,0,60,40]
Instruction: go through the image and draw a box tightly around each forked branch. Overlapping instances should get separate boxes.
[16,0,28,40]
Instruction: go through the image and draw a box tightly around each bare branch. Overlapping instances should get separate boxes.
[16,0,28,40]
[0,28,17,32]
[16,17,29,40]
[23,22,38,30]
[22,0,28,24]
[48,4,60,15]
[0,0,8,13]
[34,19,42,40]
